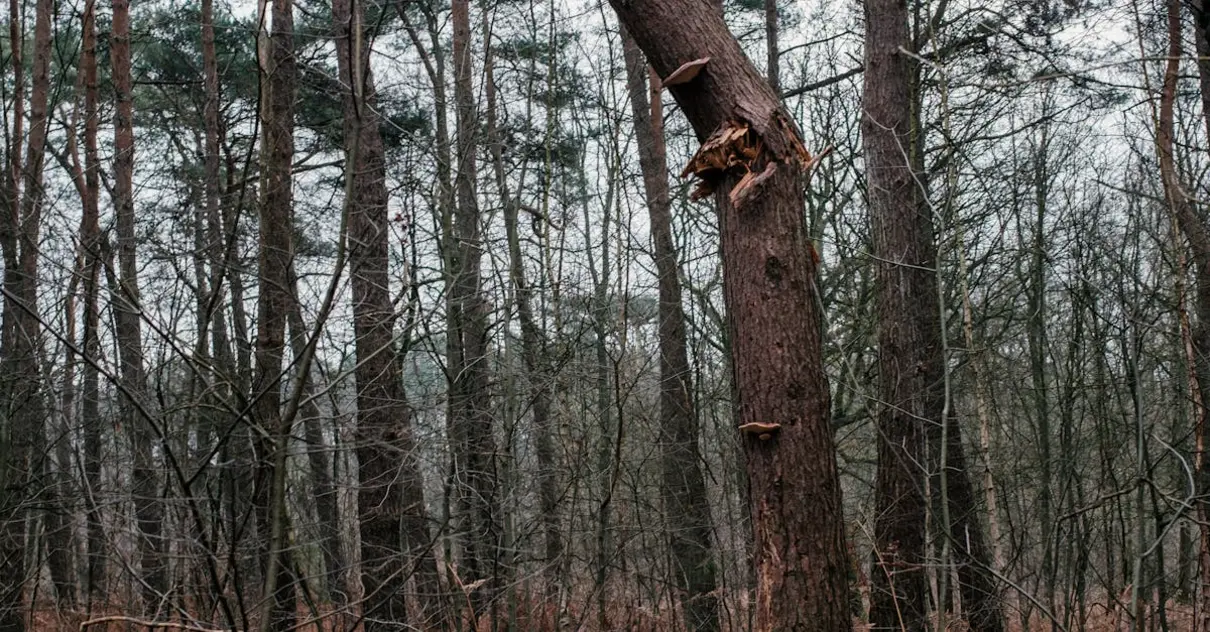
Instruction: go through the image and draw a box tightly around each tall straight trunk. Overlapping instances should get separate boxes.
[1163,2,1210,628]
[1027,123,1056,620]
[200,0,237,384]
[332,0,445,626]
[608,2,851,629]
[111,0,167,613]
[861,5,930,624]
[482,19,562,611]
[0,0,19,621]
[448,0,499,615]
[586,123,615,632]
[620,28,719,632]
[0,0,52,626]
[253,0,298,626]
[79,0,105,603]
[283,296,342,601]
[862,3,1003,630]
[765,0,779,92]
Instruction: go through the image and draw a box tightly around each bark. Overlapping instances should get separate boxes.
[110,0,169,613]
[80,0,105,603]
[1027,123,1055,620]
[284,299,343,602]
[200,0,237,382]
[862,2,1002,629]
[0,0,53,625]
[253,0,299,625]
[332,0,445,626]
[1164,2,1210,629]
[620,28,719,632]
[449,0,500,615]
[607,2,851,629]
[765,0,779,93]
[861,7,929,623]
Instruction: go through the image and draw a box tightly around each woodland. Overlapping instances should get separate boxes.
[1,0,1207,630]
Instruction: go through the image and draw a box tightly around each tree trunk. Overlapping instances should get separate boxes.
[448,0,499,617]
[111,0,168,614]
[0,0,52,625]
[1163,2,1210,628]
[332,0,445,626]
[78,0,106,604]
[861,2,1003,630]
[607,3,852,629]
[765,0,779,93]
[253,0,299,625]
[620,28,719,632]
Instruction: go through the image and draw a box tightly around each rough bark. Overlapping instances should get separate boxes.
[1165,2,1210,629]
[253,0,299,625]
[80,0,106,603]
[448,0,500,615]
[110,0,169,614]
[0,0,52,625]
[332,0,445,626]
[862,2,1003,629]
[620,28,719,632]
[861,3,936,630]
[607,2,852,629]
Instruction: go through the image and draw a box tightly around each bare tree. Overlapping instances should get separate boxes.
[620,27,719,632]
[332,0,446,627]
[252,0,299,626]
[861,1,1003,628]
[448,0,500,617]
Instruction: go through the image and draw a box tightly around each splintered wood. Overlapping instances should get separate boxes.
[681,116,815,204]
[681,120,762,200]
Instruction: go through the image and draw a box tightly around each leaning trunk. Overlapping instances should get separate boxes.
[1165,2,1210,628]
[607,2,852,628]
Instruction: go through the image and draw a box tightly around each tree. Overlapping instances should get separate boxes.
[861,0,1003,629]
[620,27,719,632]
[332,0,445,626]
[448,0,500,617]
[607,2,852,628]
[0,0,52,625]
[252,0,299,626]
[1161,0,1210,627]
[110,0,170,615]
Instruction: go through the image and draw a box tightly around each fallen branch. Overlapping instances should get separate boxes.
[80,615,227,632]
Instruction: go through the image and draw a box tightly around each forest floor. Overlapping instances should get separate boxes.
[27,600,1199,631]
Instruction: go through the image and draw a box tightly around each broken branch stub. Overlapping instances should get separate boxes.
[681,113,818,207]
[681,120,762,200]
[729,162,778,209]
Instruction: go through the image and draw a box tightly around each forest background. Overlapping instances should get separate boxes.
[0,0,1203,630]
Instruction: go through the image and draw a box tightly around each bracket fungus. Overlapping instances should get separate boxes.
[662,57,710,87]
[739,422,781,441]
